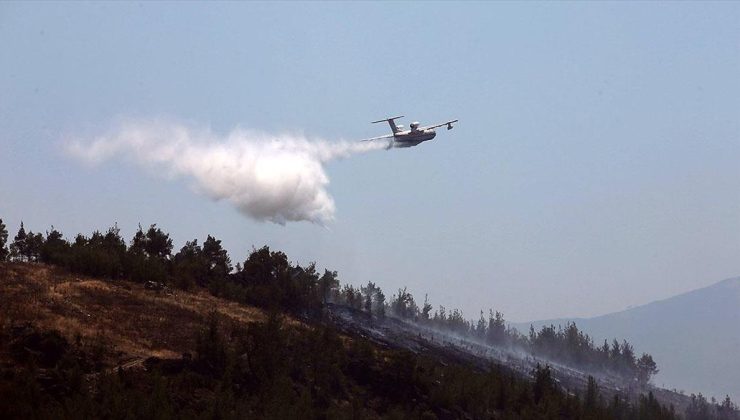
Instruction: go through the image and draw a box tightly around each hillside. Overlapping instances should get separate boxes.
[0,263,272,365]
[0,262,694,419]
[513,277,740,401]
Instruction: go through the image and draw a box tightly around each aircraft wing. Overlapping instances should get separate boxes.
[360,134,395,142]
[419,119,459,131]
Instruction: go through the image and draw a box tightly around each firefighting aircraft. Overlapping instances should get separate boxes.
[362,115,458,148]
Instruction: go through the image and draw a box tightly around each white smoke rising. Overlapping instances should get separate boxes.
[65,119,388,225]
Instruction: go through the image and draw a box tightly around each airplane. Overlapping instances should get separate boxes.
[362,115,458,148]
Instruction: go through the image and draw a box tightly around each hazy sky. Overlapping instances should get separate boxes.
[2,2,739,322]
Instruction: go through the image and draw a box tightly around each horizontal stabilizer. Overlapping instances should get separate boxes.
[371,115,404,124]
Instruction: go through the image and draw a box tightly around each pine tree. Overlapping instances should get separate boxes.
[25,231,43,262]
[202,235,231,281]
[391,287,417,320]
[620,340,636,377]
[172,239,207,289]
[318,269,339,304]
[129,224,172,260]
[360,282,376,313]
[374,289,386,318]
[421,294,433,322]
[718,395,738,418]
[144,224,173,260]
[40,227,69,264]
[636,353,659,386]
[0,218,8,261]
[476,311,487,339]
[9,222,28,262]
[487,310,506,345]
[130,224,147,255]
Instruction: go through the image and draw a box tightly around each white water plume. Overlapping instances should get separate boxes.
[65,119,388,225]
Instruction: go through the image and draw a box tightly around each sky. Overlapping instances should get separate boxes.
[1,2,739,322]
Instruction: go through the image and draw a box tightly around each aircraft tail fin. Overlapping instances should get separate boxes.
[371,115,404,134]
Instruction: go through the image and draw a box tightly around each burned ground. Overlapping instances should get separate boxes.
[326,303,696,415]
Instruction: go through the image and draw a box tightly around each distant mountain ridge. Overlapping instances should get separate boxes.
[512,277,740,401]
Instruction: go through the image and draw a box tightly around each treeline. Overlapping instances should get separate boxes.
[337,282,658,387]
[1,313,688,419]
[0,218,656,386]
[0,217,733,415]
[0,219,337,319]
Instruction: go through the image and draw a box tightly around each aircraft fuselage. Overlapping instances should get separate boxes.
[391,129,437,148]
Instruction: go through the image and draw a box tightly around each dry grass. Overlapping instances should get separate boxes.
[0,263,271,366]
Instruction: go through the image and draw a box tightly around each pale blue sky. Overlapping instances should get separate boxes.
[2,2,739,321]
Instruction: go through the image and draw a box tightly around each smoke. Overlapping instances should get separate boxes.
[65,119,389,225]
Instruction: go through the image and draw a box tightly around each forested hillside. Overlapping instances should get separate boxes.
[1,217,737,419]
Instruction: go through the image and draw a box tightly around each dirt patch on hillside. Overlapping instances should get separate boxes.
[0,263,266,366]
